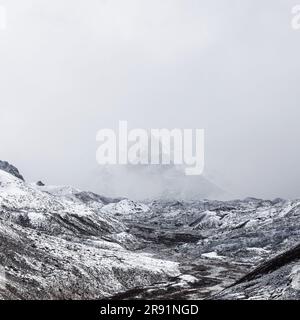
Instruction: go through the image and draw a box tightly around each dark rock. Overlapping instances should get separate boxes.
[0,160,25,181]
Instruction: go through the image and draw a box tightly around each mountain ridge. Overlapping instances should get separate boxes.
[1,161,300,300]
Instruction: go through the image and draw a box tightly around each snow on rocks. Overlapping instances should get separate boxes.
[190,211,221,230]
[201,252,225,260]
[0,170,125,236]
[0,218,180,299]
[101,199,150,216]
[2,163,300,300]
[290,265,300,291]
[0,167,180,299]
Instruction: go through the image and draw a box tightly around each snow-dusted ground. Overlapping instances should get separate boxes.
[0,169,179,299]
[1,162,300,300]
[108,198,300,299]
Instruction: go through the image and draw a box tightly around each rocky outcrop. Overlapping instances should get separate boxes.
[0,160,24,181]
[213,244,300,300]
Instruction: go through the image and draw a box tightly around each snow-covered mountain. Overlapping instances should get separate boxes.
[107,197,300,299]
[88,163,225,201]
[0,160,24,181]
[0,165,179,299]
[215,244,300,300]
[1,161,300,300]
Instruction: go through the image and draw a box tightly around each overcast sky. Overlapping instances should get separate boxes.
[1,0,300,199]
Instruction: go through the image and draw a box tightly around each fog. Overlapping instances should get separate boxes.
[1,0,300,199]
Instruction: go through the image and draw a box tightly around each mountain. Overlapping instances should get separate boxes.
[91,134,225,200]
[0,160,24,181]
[0,166,179,299]
[88,164,225,201]
[214,244,300,299]
[1,161,300,300]
[105,197,300,299]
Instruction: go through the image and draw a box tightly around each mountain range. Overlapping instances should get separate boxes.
[0,160,300,299]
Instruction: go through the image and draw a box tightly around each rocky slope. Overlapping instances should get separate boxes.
[1,161,300,300]
[0,167,179,299]
[214,244,300,300]
[0,160,24,181]
[103,198,300,299]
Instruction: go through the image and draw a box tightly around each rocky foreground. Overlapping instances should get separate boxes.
[0,161,300,300]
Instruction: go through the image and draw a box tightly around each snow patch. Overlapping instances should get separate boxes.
[290,265,300,291]
[101,199,150,215]
[201,252,225,260]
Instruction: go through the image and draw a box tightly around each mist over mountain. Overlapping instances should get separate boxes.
[1,160,300,300]
[88,163,226,201]
[1,1,300,200]
[92,134,225,201]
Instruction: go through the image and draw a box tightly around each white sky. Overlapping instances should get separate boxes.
[1,0,300,199]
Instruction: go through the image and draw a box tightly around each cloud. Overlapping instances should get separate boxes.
[1,0,300,199]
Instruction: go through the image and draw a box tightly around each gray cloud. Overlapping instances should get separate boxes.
[1,0,300,199]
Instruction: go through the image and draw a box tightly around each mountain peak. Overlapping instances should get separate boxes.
[0,160,25,181]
